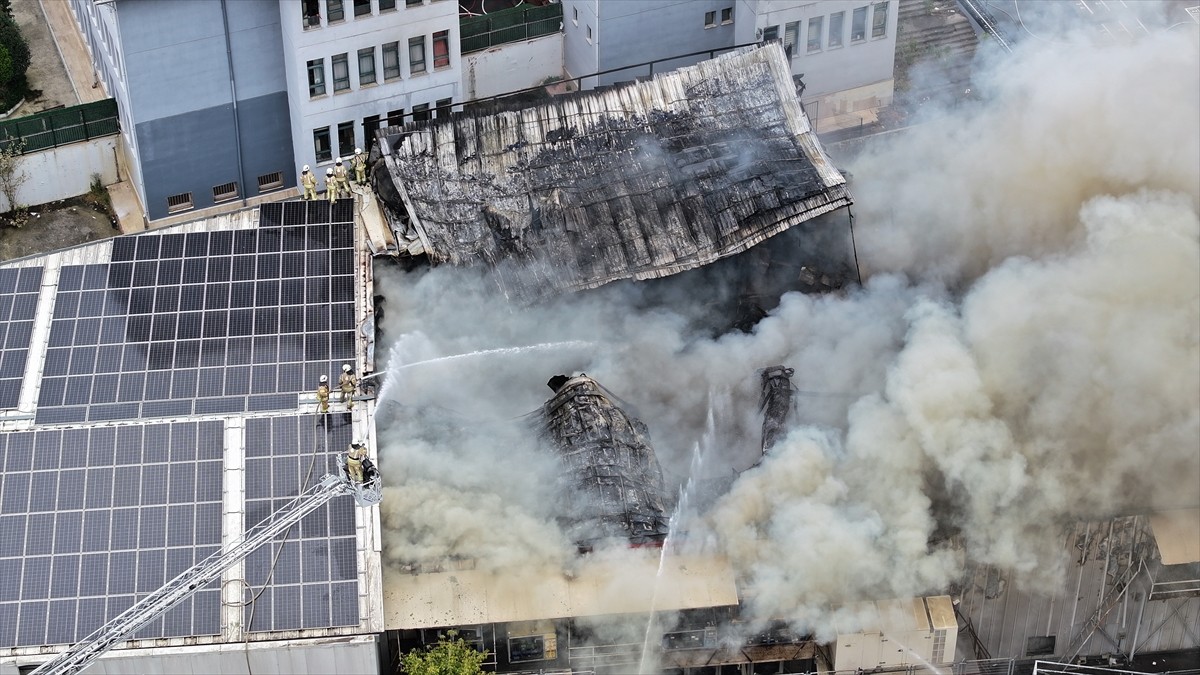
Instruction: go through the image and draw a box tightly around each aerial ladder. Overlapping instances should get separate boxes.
[30,453,382,675]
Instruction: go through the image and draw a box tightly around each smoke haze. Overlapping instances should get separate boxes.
[373,24,1199,640]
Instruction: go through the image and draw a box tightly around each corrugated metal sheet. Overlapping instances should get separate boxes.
[379,43,850,303]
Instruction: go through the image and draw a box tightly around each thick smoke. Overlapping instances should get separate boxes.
[373,25,1199,641]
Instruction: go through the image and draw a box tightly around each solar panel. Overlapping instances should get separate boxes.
[0,421,224,648]
[0,267,43,408]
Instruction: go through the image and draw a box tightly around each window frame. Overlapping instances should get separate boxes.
[387,109,405,127]
[408,36,426,74]
[353,0,371,17]
[382,41,401,80]
[302,0,321,29]
[435,98,452,118]
[872,1,889,38]
[313,127,332,163]
[572,6,578,25]
[362,115,382,147]
[762,24,779,42]
[379,0,396,9]
[720,7,732,24]
[783,20,799,58]
[807,15,823,52]
[851,6,867,42]
[307,58,326,97]
[432,30,450,69]
[327,0,344,23]
[358,47,377,86]
[331,53,350,92]
[337,121,355,159]
[586,24,593,43]
[412,103,431,122]
[828,11,845,48]
[704,10,716,28]
[405,0,423,6]
[212,181,239,204]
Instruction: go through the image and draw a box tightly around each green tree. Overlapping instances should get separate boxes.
[400,633,487,675]
[0,14,28,83]
[0,44,11,89]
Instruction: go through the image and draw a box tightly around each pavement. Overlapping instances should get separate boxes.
[8,0,79,115]
[38,0,109,105]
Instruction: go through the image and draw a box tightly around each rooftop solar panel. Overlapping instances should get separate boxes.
[0,267,43,408]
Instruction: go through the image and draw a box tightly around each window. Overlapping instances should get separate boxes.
[332,53,350,91]
[704,10,716,28]
[362,115,381,146]
[212,181,239,203]
[337,121,355,159]
[412,103,430,122]
[433,30,449,68]
[353,0,370,16]
[406,0,422,6]
[166,192,193,214]
[435,98,452,118]
[1025,636,1056,657]
[302,0,321,28]
[586,25,593,42]
[409,36,426,74]
[382,41,401,79]
[872,1,889,37]
[307,58,325,96]
[387,109,405,126]
[783,21,799,58]
[572,6,578,25]
[313,126,332,163]
[380,0,396,9]
[762,24,779,42]
[851,6,867,41]
[829,11,844,47]
[327,0,344,22]
[358,47,376,85]
[807,16,823,52]
[721,7,732,24]
[257,172,283,192]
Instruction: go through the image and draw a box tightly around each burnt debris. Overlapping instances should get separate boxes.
[759,365,796,454]
[539,374,671,549]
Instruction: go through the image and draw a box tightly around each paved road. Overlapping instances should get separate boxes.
[8,0,78,115]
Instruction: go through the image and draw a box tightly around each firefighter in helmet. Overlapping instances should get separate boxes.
[346,441,366,483]
[352,147,367,186]
[316,374,330,413]
[326,167,337,203]
[333,157,350,198]
[338,363,357,410]
[300,165,317,201]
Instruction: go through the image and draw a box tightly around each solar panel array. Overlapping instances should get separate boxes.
[0,199,368,650]
[0,422,224,647]
[36,213,356,424]
[242,415,360,632]
[0,267,42,409]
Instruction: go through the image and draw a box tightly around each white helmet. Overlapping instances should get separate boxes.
[319,374,328,383]
[326,167,334,175]
[343,363,352,372]
[355,147,362,154]
[302,164,310,172]
[335,156,343,164]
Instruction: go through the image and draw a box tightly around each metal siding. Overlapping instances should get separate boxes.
[236,92,298,196]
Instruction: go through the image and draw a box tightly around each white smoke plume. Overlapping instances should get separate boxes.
[373,23,1199,641]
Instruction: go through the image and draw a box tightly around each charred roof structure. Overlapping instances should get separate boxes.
[375,43,851,303]
[539,375,671,548]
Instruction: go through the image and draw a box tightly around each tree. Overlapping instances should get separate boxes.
[0,44,11,89]
[0,14,28,84]
[400,633,487,675]
[0,137,27,219]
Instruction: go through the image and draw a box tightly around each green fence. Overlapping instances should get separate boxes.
[461,2,562,54]
[0,99,120,154]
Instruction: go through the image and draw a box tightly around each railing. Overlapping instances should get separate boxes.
[460,2,562,54]
[0,99,120,154]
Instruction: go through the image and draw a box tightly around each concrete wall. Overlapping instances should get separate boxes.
[463,34,564,100]
[0,137,120,213]
[561,0,598,86]
[597,0,738,85]
[280,0,462,176]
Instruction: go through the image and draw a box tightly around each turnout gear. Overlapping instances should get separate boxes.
[346,441,366,483]
[316,375,330,413]
[333,158,351,198]
[353,149,367,186]
[339,364,357,410]
[326,167,337,203]
[300,166,318,201]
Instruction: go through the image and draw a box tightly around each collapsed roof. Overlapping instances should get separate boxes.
[376,43,851,302]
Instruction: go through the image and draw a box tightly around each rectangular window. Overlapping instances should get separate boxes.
[829,11,845,47]
[337,121,355,159]
[327,0,344,22]
[852,6,867,41]
[406,0,422,6]
[382,41,401,79]
[302,0,321,28]
[807,16,823,52]
[353,0,370,16]
[332,53,350,91]
[362,115,381,146]
[704,10,716,28]
[721,7,732,24]
[586,25,593,42]
[783,21,799,58]
[166,192,193,214]
[387,109,404,127]
[412,103,430,122]
[435,98,452,118]
[872,1,889,37]
[358,47,376,85]
[313,127,332,163]
[380,0,396,9]
[409,36,426,74]
[307,58,325,96]
[212,181,239,203]
[257,172,284,192]
[572,6,578,25]
[433,30,450,69]
[762,24,779,42]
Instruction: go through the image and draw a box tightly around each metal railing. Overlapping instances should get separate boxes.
[460,2,562,53]
[0,99,120,154]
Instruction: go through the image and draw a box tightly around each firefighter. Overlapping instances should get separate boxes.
[352,148,367,186]
[300,165,317,201]
[316,374,330,413]
[333,157,350,198]
[338,363,357,410]
[326,167,337,203]
[346,441,366,483]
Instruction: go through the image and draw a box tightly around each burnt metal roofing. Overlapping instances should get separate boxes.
[378,43,851,302]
